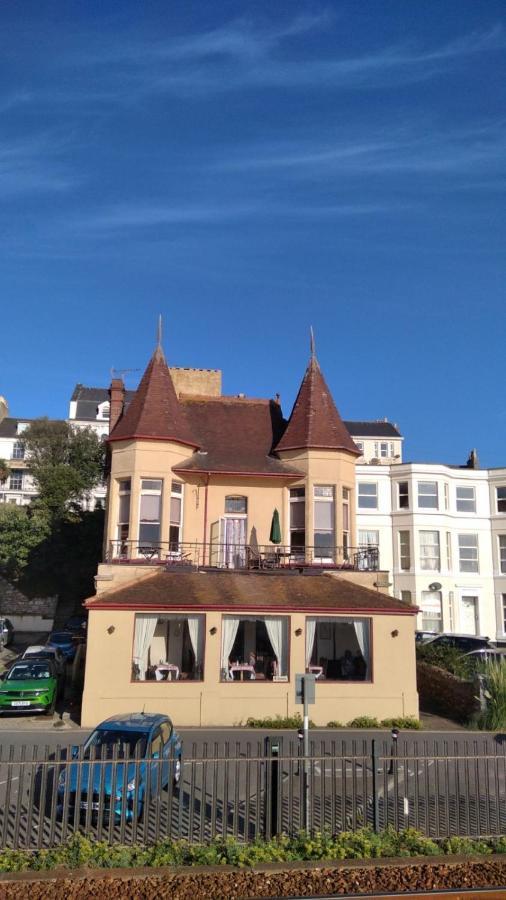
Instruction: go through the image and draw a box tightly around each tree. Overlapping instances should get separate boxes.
[22,418,106,520]
[0,505,49,580]
[0,459,9,484]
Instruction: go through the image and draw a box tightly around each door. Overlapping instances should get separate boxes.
[461,595,478,635]
[222,517,247,568]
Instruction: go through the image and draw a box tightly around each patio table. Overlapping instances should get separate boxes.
[229,664,256,681]
[155,664,180,681]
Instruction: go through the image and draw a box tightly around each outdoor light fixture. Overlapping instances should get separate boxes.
[209,626,217,635]
[391,629,399,638]
[107,625,115,635]
[295,628,302,637]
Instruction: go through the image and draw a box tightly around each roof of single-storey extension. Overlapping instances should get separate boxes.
[173,396,304,478]
[86,571,417,614]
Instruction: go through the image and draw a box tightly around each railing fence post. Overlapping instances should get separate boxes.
[372,739,380,833]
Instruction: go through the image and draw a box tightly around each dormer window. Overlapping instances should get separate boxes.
[97,402,110,420]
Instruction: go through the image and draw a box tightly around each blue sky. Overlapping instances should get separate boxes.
[1,1,505,465]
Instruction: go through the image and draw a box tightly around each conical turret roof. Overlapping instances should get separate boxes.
[109,346,198,447]
[276,355,359,454]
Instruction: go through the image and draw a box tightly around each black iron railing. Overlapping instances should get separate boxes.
[105,541,379,572]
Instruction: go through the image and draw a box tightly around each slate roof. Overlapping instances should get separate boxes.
[86,570,417,614]
[173,397,303,477]
[108,347,198,448]
[344,421,402,438]
[275,356,360,455]
[0,417,33,438]
[71,385,135,422]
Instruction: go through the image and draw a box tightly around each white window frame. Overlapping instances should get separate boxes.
[446,531,452,571]
[419,530,440,571]
[397,481,409,510]
[313,485,335,561]
[418,481,438,510]
[399,530,411,571]
[138,478,163,548]
[9,470,23,491]
[289,487,305,555]
[420,590,443,633]
[357,482,378,510]
[497,486,506,514]
[169,481,184,552]
[456,485,476,513]
[499,535,506,575]
[458,533,479,574]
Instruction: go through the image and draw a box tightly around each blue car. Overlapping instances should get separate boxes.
[47,632,77,662]
[57,713,182,821]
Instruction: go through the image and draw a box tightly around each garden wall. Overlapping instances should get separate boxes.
[416,660,478,722]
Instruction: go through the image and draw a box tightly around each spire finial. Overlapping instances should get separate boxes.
[310,325,315,359]
[157,314,163,350]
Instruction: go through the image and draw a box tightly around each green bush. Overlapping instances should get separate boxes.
[0,829,504,872]
[478,659,506,731]
[380,717,422,730]
[244,714,315,729]
[416,642,474,680]
[326,721,343,728]
[347,716,381,728]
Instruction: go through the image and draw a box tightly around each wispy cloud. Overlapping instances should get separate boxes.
[213,122,506,179]
[0,133,79,196]
[38,17,506,103]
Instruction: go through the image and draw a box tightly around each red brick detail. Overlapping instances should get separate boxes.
[109,378,125,434]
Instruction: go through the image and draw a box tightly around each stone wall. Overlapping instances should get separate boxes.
[0,576,57,631]
[170,367,222,397]
[417,659,478,722]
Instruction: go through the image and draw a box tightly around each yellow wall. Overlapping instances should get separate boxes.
[81,607,418,727]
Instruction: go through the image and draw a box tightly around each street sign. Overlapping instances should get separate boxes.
[295,673,315,705]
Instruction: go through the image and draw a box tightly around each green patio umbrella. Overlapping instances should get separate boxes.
[269,508,282,544]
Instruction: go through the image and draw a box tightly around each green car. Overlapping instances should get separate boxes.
[0,659,58,715]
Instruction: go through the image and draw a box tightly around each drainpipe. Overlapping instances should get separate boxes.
[202,474,210,565]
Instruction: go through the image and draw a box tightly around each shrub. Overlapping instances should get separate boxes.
[244,714,315,729]
[347,716,381,728]
[416,642,473,680]
[380,717,422,730]
[0,829,504,871]
[478,659,506,731]
[326,721,343,728]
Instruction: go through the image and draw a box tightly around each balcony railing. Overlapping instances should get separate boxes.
[105,541,379,572]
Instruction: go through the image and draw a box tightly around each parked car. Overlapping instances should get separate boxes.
[0,617,14,648]
[22,644,66,676]
[46,632,77,662]
[415,630,437,644]
[57,713,182,822]
[465,647,506,663]
[0,659,58,715]
[425,633,492,654]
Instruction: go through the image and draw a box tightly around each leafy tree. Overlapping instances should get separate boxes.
[0,459,9,484]
[0,505,49,580]
[22,418,105,520]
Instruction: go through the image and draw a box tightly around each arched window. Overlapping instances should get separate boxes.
[225,496,247,515]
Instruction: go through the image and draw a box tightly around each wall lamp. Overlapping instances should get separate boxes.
[391,629,399,638]
[294,628,303,637]
[107,625,115,635]
[209,626,217,636]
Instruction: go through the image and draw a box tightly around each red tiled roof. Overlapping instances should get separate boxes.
[276,356,360,454]
[109,347,198,448]
[86,570,417,614]
[173,397,303,477]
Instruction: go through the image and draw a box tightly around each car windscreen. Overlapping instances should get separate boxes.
[25,650,53,660]
[7,663,51,680]
[84,730,148,760]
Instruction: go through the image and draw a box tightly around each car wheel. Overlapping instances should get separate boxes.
[46,697,56,717]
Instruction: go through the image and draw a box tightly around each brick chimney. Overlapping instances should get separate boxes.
[109,378,125,434]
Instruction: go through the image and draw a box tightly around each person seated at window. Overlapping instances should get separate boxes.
[248,651,256,669]
[341,649,355,679]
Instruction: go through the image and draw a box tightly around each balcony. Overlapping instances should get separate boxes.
[105,541,379,573]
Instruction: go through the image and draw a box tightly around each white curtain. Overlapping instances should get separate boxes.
[133,615,158,680]
[305,618,316,669]
[353,619,370,677]
[222,617,240,668]
[264,617,285,676]
[187,616,203,671]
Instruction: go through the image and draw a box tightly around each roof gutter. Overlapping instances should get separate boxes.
[86,600,418,615]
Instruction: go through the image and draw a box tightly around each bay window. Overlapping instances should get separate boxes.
[306,617,371,681]
[221,615,288,681]
[456,486,476,513]
[419,530,440,571]
[117,478,131,548]
[132,613,204,681]
[169,481,183,550]
[418,482,438,509]
[289,487,305,553]
[138,479,162,547]
[313,485,335,560]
